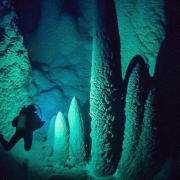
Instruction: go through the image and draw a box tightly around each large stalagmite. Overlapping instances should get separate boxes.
[90,0,123,177]
[139,88,157,179]
[117,56,149,180]
[68,96,86,163]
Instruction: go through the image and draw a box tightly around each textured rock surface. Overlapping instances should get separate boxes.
[90,0,123,177]
[117,56,149,180]
[68,96,86,163]
[0,10,33,139]
[20,0,165,122]
[54,112,69,164]
[115,0,165,78]
[138,88,157,179]
[24,0,92,120]
[0,0,176,180]
[33,69,55,92]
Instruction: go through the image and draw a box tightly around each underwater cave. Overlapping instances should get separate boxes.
[0,0,180,179]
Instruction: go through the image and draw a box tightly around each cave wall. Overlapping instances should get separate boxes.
[12,0,165,121]
[23,0,92,120]
[0,2,34,139]
[115,0,165,78]
[0,0,167,156]
[0,0,180,180]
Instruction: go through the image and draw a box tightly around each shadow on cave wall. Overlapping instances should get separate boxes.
[153,0,180,179]
[61,0,83,20]
[81,98,91,159]
[123,55,151,104]
[13,0,83,34]
[120,1,180,179]
[13,0,41,34]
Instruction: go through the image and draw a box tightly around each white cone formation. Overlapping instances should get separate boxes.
[68,96,86,163]
[54,112,69,164]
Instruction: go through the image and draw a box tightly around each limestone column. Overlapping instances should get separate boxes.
[90,0,123,177]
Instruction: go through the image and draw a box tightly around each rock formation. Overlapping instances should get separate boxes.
[68,96,86,163]
[138,88,157,179]
[0,1,33,139]
[117,56,149,180]
[54,112,69,164]
[90,0,123,177]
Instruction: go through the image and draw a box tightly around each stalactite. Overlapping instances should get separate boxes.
[117,56,149,180]
[54,112,69,164]
[68,96,86,163]
[90,0,123,177]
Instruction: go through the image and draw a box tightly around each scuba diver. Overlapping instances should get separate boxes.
[0,105,45,151]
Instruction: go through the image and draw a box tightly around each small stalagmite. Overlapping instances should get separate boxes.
[68,96,86,163]
[54,112,69,164]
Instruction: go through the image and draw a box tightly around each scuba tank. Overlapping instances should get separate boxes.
[16,108,28,131]
[16,104,43,131]
[27,104,44,131]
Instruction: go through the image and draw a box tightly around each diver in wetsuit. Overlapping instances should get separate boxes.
[0,105,45,151]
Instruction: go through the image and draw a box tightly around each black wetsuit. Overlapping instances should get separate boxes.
[0,107,45,151]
